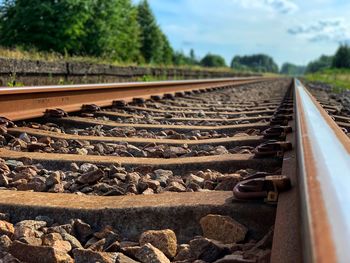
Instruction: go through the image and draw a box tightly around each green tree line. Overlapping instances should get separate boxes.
[0,0,286,72]
[0,0,235,68]
[230,54,279,73]
[0,0,198,66]
[0,0,168,64]
[305,44,350,73]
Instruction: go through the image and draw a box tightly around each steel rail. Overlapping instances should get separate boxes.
[295,79,350,263]
[0,77,268,121]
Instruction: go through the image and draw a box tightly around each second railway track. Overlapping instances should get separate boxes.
[0,77,349,263]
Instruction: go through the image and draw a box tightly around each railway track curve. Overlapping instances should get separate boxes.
[0,77,348,263]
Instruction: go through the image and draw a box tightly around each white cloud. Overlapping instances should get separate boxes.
[234,0,298,14]
[288,18,350,44]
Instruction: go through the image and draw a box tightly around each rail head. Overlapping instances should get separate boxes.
[0,77,274,121]
[0,77,265,95]
[294,79,350,263]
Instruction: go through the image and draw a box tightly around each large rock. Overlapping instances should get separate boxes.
[0,174,9,187]
[200,214,247,244]
[186,174,205,186]
[174,244,193,261]
[165,181,186,192]
[73,248,118,263]
[42,233,72,253]
[116,253,139,263]
[139,229,177,258]
[16,220,47,230]
[214,174,241,191]
[72,219,93,243]
[0,221,14,237]
[9,241,73,263]
[77,169,104,184]
[189,237,230,262]
[14,220,46,245]
[0,235,12,252]
[0,160,10,175]
[61,233,83,249]
[136,243,170,263]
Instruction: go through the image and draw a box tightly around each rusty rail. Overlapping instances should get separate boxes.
[0,77,267,121]
[295,79,350,263]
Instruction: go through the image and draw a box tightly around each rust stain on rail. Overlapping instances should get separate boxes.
[296,90,337,263]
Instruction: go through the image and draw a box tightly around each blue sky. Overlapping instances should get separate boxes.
[137,0,350,67]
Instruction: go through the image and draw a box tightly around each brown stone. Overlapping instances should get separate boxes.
[139,229,177,258]
[42,233,72,253]
[200,214,247,244]
[0,174,9,187]
[105,240,121,252]
[38,136,52,145]
[0,235,12,252]
[0,221,14,237]
[135,243,170,263]
[93,225,114,239]
[16,220,47,230]
[10,241,73,263]
[174,244,193,261]
[72,219,93,243]
[189,237,230,262]
[215,174,241,191]
[0,160,10,175]
[77,169,104,184]
[20,235,43,246]
[115,253,139,263]
[12,138,27,149]
[73,248,117,263]
[87,238,105,251]
[166,181,186,192]
[47,171,61,187]
[61,233,83,249]
[120,245,141,259]
[27,177,47,192]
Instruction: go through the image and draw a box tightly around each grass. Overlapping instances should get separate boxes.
[0,46,246,74]
[305,68,350,92]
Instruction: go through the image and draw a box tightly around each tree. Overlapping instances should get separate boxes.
[0,0,90,53]
[332,44,350,68]
[200,53,226,67]
[280,63,306,76]
[160,33,174,65]
[305,55,333,73]
[137,0,163,63]
[82,0,141,62]
[231,54,278,73]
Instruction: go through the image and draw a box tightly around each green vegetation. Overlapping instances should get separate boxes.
[305,55,333,74]
[0,0,232,70]
[332,45,350,68]
[280,63,305,76]
[231,54,279,73]
[200,54,226,68]
[304,45,350,91]
[137,0,171,64]
[305,68,350,92]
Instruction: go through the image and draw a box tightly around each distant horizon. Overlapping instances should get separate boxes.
[134,0,349,67]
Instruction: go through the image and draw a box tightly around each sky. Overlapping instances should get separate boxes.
[136,0,350,67]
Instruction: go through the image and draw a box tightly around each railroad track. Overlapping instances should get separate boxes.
[0,77,348,263]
